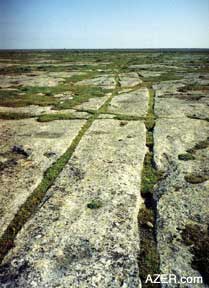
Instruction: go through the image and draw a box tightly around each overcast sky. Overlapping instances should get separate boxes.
[0,0,209,49]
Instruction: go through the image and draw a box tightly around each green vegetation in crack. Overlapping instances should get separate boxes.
[113,114,142,121]
[0,112,33,120]
[0,116,95,263]
[138,87,162,288]
[37,113,81,122]
[141,152,162,202]
[138,206,160,288]
[0,74,116,264]
[145,88,156,131]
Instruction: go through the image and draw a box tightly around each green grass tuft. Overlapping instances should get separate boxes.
[87,199,103,209]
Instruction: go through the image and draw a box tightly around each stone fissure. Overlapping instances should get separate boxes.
[138,86,161,288]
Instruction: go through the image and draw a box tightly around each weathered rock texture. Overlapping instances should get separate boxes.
[1,119,147,288]
[107,88,149,117]
[0,119,86,238]
[119,73,142,88]
[154,117,209,288]
[75,75,116,89]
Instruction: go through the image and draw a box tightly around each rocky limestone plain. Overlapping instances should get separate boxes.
[0,50,209,288]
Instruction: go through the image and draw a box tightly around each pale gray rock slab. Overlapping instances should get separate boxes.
[0,118,86,239]
[0,63,21,68]
[98,113,116,119]
[1,119,147,288]
[0,106,90,119]
[154,118,209,287]
[154,118,209,171]
[153,81,185,97]
[53,91,74,100]
[155,98,209,119]
[107,88,149,117]
[0,105,53,116]
[75,75,116,89]
[154,81,209,118]
[48,71,86,78]
[0,74,65,88]
[129,64,180,70]
[119,73,142,88]
[139,71,163,78]
[75,95,110,111]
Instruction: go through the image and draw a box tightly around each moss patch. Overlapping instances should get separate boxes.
[141,152,162,203]
[37,113,77,122]
[145,88,156,131]
[0,89,57,107]
[184,174,209,184]
[178,153,195,161]
[55,86,110,110]
[0,112,32,120]
[146,131,154,149]
[87,199,102,209]
[182,224,209,285]
[187,137,209,154]
[138,207,160,288]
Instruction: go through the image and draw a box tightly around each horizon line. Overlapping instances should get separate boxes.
[0,48,209,51]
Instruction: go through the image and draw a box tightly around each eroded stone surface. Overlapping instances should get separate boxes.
[0,119,86,238]
[0,74,65,88]
[154,118,209,287]
[75,95,110,111]
[0,106,90,119]
[0,105,53,116]
[154,81,209,119]
[75,75,116,89]
[119,73,142,88]
[1,119,147,288]
[107,88,148,117]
